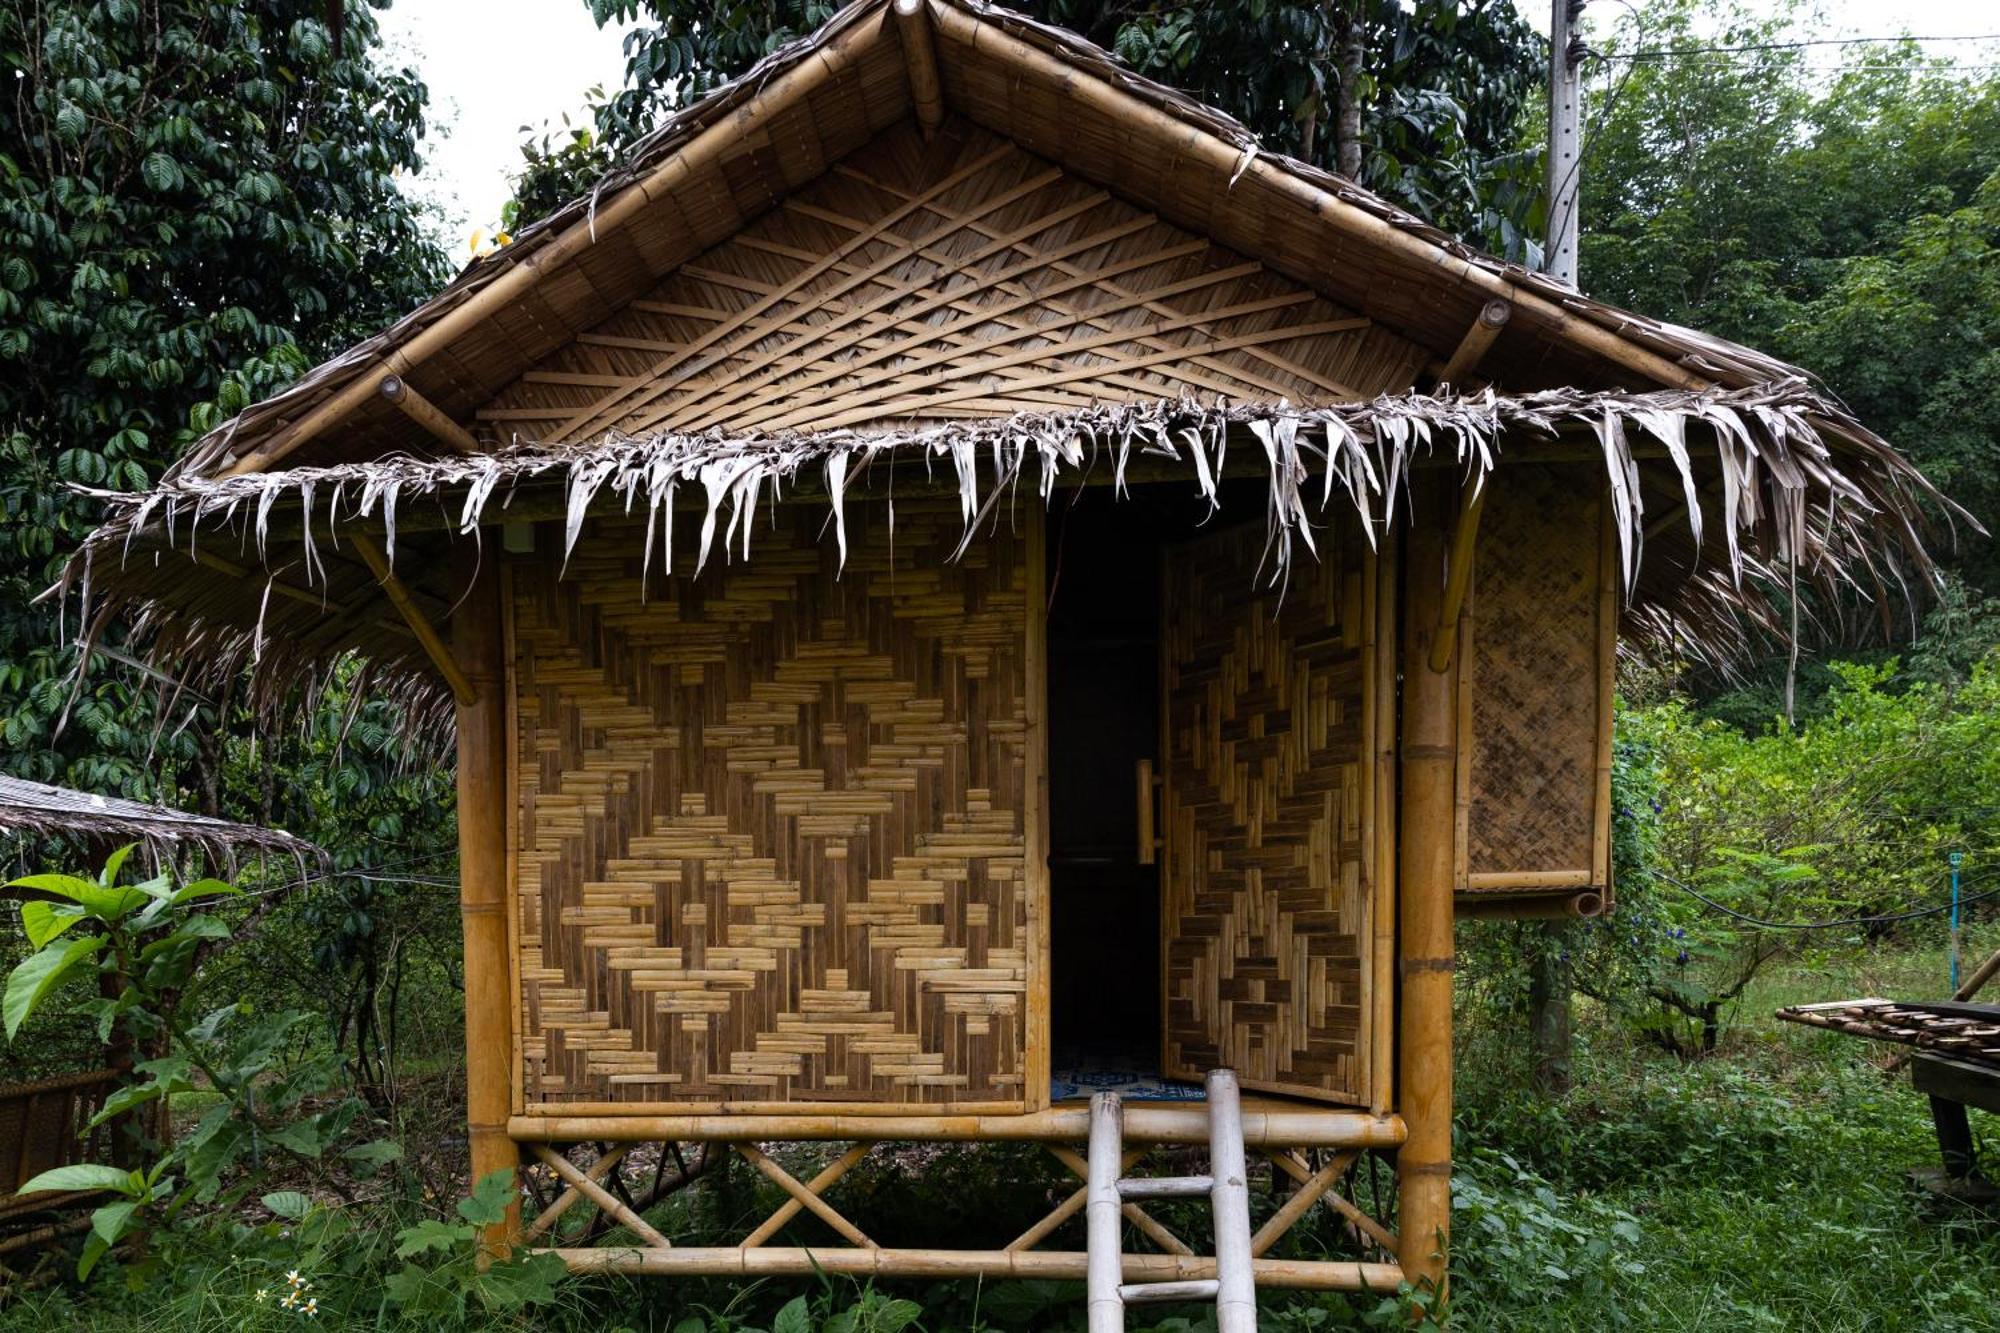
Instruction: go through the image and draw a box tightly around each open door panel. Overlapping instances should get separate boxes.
[1159,519,1372,1104]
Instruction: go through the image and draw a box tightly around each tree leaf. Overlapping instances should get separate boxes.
[262,1190,311,1221]
[90,1198,139,1244]
[4,935,107,1037]
[394,1217,469,1258]
[19,900,85,949]
[17,1163,135,1196]
[772,1296,812,1333]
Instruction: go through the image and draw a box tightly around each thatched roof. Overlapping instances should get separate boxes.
[59,0,1949,713]
[0,774,324,867]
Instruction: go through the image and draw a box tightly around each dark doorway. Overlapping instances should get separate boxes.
[1044,482,1256,1099]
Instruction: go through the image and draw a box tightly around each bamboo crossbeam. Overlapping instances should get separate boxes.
[543,1245,1404,1290]
[350,535,477,704]
[893,0,945,136]
[1267,1150,1397,1256]
[741,1143,873,1248]
[523,1146,629,1243]
[379,375,482,455]
[533,1145,672,1250]
[1006,1149,1145,1253]
[1436,300,1512,388]
[214,10,886,477]
[1050,1143,1192,1256]
[926,3,1709,392]
[735,1145,875,1249]
[508,1107,1407,1147]
[1250,1151,1356,1257]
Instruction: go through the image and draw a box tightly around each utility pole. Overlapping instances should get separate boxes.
[1545,0,1585,285]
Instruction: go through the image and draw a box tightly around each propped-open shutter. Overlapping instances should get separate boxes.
[1159,519,1373,1104]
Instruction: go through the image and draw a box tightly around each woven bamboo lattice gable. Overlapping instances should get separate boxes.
[475,123,1427,442]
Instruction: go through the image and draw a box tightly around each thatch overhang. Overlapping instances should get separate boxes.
[0,773,325,869]
[59,0,1948,713]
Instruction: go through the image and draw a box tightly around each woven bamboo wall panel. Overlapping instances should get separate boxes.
[510,502,1030,1108]
[1466,467,1605,878]
[479,121,1427,443]
[1160,522,1370,1104]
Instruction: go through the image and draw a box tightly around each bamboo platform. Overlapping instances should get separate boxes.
[1778,998,2000,1071]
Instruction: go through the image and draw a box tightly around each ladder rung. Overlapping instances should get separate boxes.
[1120,1279,1221,1305]
[1118,1174,1213,1201]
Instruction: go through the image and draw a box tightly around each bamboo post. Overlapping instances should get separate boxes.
[1205,1069,1256,1333]
[1086,1092,1125,1333]
[1398,478,1457,1305]
[453,545,520,1256]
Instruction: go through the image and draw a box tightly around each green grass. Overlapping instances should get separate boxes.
[2,945,1993,1331]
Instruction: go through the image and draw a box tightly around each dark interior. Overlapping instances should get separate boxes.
[1044,481,1265,1088]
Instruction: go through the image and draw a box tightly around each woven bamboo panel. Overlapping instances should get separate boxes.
[510,500,1030,1108]
[1465,466,1606,880]
[1160,521,1371,1104]
[479,121,1427,444]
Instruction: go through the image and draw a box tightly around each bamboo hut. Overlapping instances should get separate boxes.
[61,0,1938,1304]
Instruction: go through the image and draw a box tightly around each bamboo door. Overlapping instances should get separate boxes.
[1159,520,1371,1104]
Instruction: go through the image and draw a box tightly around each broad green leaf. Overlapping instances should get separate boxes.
[459,1168,518,1227]
[19,900,85,948]
[76,1230,111,1281]
[261,1190,310,1221]
[394,1217,469,1258]
[168,878,241,907]
[97,844,138,888]
[4,935,107,1037]
[772,1296,812,1333]
[476,1251,568,1311]
[90,1198,139,1244]
[5,873,146,920]
[17,1163,135,1195]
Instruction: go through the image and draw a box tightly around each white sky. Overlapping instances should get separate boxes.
[383,0,2000,253]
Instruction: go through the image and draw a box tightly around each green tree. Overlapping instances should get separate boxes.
[0,0,450,797]
[1579,0,2000,606]
[525,1,1545,252]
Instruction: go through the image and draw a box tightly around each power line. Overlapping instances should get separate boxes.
[1621,33,2000,62]
[1653,867,2000,931]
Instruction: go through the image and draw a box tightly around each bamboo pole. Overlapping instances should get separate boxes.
[532,1145,671,1250]
[925,3,1709,393]
[893,0,945,137]
[453,547,520,1257]
[522,1146,629,1243]
[1206,1070,1256,1333]
[735,1145,874,1248]
[544,1245,1404,1289]
[1085,1093,1124,1333]
[741,1143,873,1247]
[215,11,886,478]
[1397,478,1457,1303]
[351,534,478,705]
[379,375,482,455]
[1436,300,1512,388]
[507,1106,1407,1147]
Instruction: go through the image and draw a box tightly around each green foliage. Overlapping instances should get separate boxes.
[1581,0,2000,605]
[383,1170,571,1317]
[2,852,387,1277]
[526,2,1544,256]
[0,0,447,800]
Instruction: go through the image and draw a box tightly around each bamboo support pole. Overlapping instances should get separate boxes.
[352,534,478,704]
[532,1145,671,1250]
[522,1146,628,1243]
[1085,1094,1124,1333]
[508,1107,1406,1148]
[544,1245,1404,1289]
[925,3,1710,392]
[1427,479,1487,673]
[893,0,945,137]
[215,12,884,477]
[735,1145,875,1249]
[453,547,520,1258]
[1397,478,1458,1302]
[741,1143,872,1247]
[1206,1070,1257,1333]
[1957,943,2000,1001]
[1436,301,1512,388]
[379,375,482,455]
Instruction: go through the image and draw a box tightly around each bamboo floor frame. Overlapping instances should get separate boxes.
[518,1134,1405,1291]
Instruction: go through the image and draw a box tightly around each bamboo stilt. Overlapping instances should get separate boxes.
[1397,478,1458,1302]
[453,547,519,1257]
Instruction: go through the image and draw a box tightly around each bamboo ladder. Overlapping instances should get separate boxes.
[1086,1069,1257,1333]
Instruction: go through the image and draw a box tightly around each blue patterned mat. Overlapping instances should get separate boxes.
[1050,1067,1206,1102]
